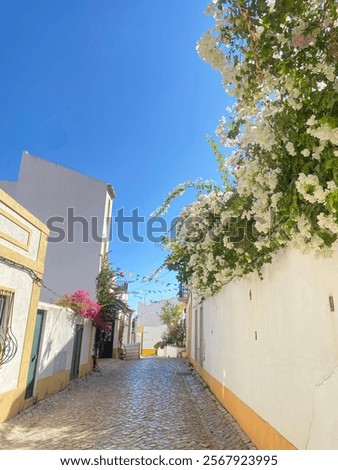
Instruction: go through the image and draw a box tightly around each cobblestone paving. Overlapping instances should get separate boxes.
[0,358,255,450]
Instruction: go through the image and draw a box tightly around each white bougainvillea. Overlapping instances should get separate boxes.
[157,0,338,298]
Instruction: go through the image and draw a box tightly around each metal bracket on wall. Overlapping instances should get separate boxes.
[0,327,18,366]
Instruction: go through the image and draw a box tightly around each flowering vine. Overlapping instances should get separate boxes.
[96,255,128,320]
[56,257,128,334]
[57,290,111,332]
[159,0,338,299]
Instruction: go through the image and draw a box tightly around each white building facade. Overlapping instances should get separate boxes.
[136,297,182,356]
[0,188,48,422]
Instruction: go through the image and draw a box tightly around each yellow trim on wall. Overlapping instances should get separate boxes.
[190,358,297,450]
[142,348,156,356]
[87,324,95,365]
[112,347,119,359]
[0,281,42,423]
[36,359,94,400]
[0,243,44,275]
[0,188,49,234]
[17,232,48,395]
[17,282,43,390]
[79,361,93,378]
[0,285,15,292]
[36,231,49,274]
[0,244,46,275]
[35,370,71,401]
[187,293,193,359]
[0,388,26,422]
[0,362,94,423]
[0,189,49,273]
[0,208,32,252]
[0,193,49,423]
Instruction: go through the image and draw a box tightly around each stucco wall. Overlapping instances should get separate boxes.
[0,266,34,393]
[137,298,181,352]
[0,189,47,394]
[189,245,338,450]
[37,302,94,383]
[0,188,48,422]
[0,199,42,262]
[143,325,166,350]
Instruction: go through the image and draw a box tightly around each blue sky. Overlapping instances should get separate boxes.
[0,0,229,309]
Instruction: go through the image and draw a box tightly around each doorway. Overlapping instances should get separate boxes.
[25,309,44,399]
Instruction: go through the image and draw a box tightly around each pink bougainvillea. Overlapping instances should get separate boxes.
[57,290,110,333]
[69,290,100,319]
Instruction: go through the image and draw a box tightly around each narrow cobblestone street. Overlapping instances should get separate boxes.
[0,358,254,450]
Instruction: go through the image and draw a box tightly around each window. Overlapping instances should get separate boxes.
[0,289,16,365]
[0,290,13,336]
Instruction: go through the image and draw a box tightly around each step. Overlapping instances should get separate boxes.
[124,343,141,360]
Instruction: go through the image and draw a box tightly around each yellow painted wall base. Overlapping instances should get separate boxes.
[79,360,93,378]
[36,358,93,401]
[35,370,71,401]
[0,388,27,423]
[0,359,94,423]
[142,349,156,356]
[112,348,119,359]
[191,359,296,450]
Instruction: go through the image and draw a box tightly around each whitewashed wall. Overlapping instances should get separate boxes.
[0,197,44,394]
[0,200,42,263]
[157,345,184,358]
[0,265,33,393]
[37,302,93,381]
[190,245,338,449]
[143,325,166,350]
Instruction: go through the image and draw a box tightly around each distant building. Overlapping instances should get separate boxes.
[136,297,182,356]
